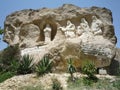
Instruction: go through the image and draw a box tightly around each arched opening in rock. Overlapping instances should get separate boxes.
[38,20,57,43]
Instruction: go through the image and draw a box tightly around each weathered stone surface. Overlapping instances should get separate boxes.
[3,4,117,71]
[3,4,116,46]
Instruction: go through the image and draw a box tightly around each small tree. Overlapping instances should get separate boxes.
[67,58,76,81]
[82,60,98,85]
[82,60,97,79]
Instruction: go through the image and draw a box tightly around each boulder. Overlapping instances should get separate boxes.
[3,4,117,72]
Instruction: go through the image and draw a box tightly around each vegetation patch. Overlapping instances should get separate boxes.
[52,78,63,90]
[81,60,98,85]
[67,58,76,81]
[0,71,15,83]
[17,55,33,74]
[67,77,120,90]
[36,56,53,76]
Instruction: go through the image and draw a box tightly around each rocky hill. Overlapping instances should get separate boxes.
[3,4,119,73]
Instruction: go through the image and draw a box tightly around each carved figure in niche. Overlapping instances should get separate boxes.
[76,24,84,36]
[43,24,51,44]
[80,18,90,32]
[64,20,76,38]
[58,20,76,38]
[91,16,103,35]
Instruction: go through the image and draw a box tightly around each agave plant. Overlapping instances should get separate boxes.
[67,58,76,81]
[36,56,53,76]
[17,55,33,74]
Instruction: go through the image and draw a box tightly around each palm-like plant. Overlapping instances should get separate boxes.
[36,56,53,76]
[17,55,33,74]
[67,58,76,81]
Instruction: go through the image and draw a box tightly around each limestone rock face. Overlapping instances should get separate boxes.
[3,4,117,71]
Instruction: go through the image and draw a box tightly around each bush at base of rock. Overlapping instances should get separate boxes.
[81,60,98,81]
[0,45,20,72]
[0,71,15,83]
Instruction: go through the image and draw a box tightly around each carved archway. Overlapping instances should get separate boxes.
[38,20,57,43]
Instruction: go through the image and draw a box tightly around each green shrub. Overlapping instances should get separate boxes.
[52,78,62,90]
[17,55,33,74]
[67,58,76,81]
[67,77,82,89]
[0,27,3,36]
[82,77,94,86]
[0,45,20,83]
[0,71,15,83]
[113,80,120,90]
[36,56,53,76]
[9,59,20,74]
[82,60,97,79]
[68,76,120,90]
[0,45,20,72]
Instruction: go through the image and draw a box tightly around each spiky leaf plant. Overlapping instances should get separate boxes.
[36,56,53,76]
[17,55,33,74]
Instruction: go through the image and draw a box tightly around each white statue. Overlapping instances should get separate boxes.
[80,18,90,32]
[76,24,84,36]
[58,20,76,38]
[66,20,75,31]
[91,16,103,35]
[43,24,51,44]
[64,20,76,38]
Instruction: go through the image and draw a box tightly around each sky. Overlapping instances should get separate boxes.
[0,0,120,50]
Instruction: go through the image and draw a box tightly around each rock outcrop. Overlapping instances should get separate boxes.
[3,4,117,72]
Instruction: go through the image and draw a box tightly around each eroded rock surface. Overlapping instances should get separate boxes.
[3,4,117,71]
